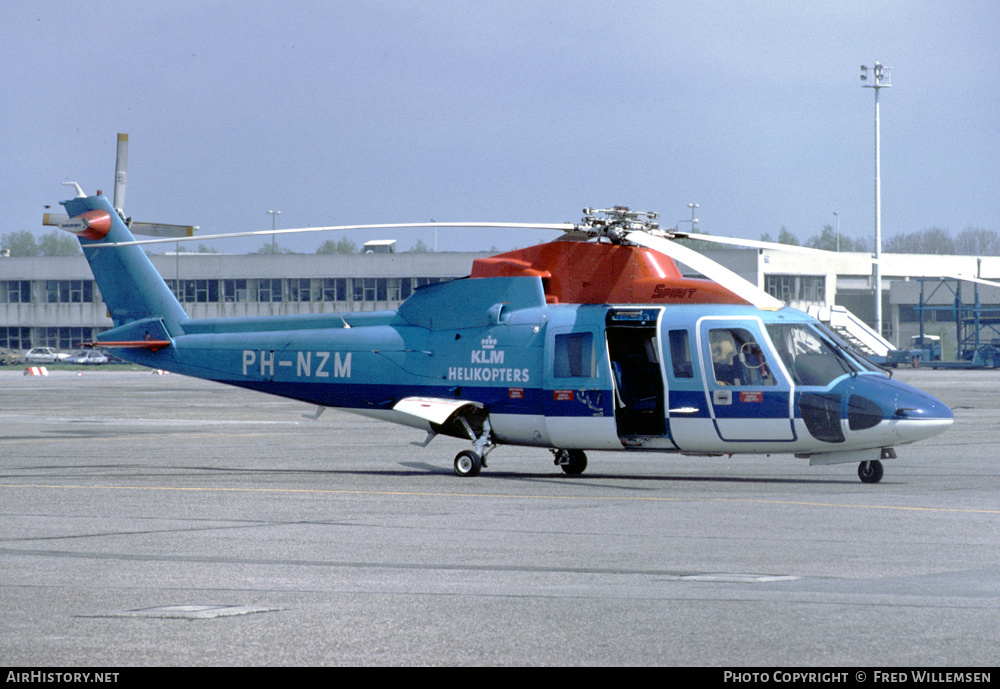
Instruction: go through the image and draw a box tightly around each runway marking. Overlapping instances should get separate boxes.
[2,483,999,515]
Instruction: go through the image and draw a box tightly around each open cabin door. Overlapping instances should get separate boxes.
[605,309,669,442]
[542,325,620,449]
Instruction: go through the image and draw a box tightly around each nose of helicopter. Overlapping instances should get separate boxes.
[844,375,954,445]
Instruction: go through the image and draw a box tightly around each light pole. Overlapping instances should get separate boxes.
[268,210,281,254]
[833,211,840,252]
[861,62,891,335]
[678,203,699,232]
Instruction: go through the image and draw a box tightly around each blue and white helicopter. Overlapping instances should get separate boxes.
[53,187,952,482]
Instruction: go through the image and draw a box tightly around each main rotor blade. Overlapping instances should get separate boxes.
[943,273,1000,288]
[129,222,197,238]
[676,231,837,256]
[114,133,128,212]
[92,221,577,248]
[625,231,784,310]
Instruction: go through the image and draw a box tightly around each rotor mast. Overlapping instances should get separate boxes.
[577,206,662,243]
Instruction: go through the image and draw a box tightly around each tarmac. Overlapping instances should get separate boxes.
[1,368,997,666]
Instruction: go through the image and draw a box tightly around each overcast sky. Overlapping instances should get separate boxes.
[3,1,997,254]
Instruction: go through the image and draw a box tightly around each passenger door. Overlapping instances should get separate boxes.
[542,326,619,449]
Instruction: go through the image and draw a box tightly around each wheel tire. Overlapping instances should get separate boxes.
[560,450,588,475]
[858,459,884,484]
[454,450,482,477]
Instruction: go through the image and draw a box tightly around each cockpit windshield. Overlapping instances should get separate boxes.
[765,323,868,387]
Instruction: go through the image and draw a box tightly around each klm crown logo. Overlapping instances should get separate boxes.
[471,334,504,364]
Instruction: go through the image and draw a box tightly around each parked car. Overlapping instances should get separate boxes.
[65,349,108,365]
[65,350,109,365]
[0,348,23,365]
[97,349,128,365]
[23,347,69,364]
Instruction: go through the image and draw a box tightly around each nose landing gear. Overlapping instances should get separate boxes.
[858,459,884,484]
[454,450,484,477]
[553,449,588,475]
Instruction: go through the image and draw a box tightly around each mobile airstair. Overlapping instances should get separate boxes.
[807,304,893,363]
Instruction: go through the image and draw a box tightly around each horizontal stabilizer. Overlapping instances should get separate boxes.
[91,340,171,351]
[97,317,174,350]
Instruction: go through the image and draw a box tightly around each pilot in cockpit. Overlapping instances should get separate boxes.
[710,330,739,385]
[710,328,774,386]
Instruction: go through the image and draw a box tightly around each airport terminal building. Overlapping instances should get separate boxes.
[3,245,1000,358]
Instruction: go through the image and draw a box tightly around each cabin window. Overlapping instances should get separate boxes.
[708,328,775,386]
[554,332,596,378]
[668,329,694,378]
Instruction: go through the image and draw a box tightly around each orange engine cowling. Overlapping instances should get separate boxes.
[471,241,749,305]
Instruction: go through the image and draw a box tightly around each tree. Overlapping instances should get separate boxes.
[253,242,294,255]
[955,227,1000,255]
[884,227,955,254]
[851,236,870,253]
[38,231,81,256]
[1,231,41,256]
[805,225,839,252]
[804,225,867,252]
[316,237,357,254]
[410,239,429,253]
[777,227,800,246]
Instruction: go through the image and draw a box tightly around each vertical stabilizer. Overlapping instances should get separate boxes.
[62,194,188,335]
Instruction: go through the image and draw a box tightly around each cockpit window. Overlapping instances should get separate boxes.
[765,323,862,386]
[708,328,776,386]
[812,321,885,374]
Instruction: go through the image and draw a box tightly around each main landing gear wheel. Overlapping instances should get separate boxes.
[554,449,588,475]
[858,460,884,484]
[454,450,483,477]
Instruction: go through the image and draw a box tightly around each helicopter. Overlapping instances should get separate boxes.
[51,187,953,483]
